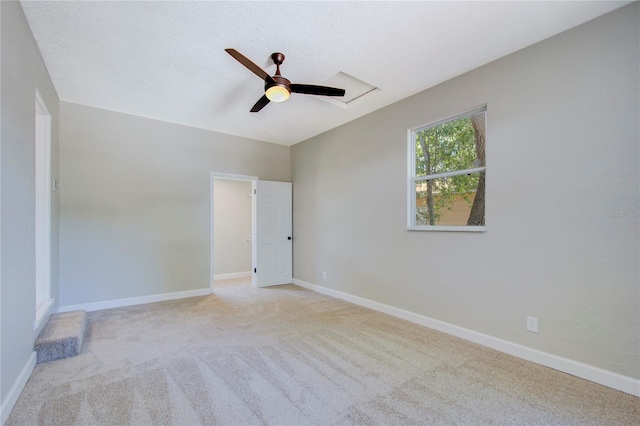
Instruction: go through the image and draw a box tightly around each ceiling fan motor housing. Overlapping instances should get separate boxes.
[265,76,291,102]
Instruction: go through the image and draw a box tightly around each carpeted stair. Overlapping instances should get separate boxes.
[34,310,87,363]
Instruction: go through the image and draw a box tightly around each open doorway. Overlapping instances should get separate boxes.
[210,173,257,291]
[210,173,293,291]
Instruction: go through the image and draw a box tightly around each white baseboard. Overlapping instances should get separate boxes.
[1,352,36,425]
[34,298,55,338]
[213,271,252,280]
[58,288,212,313]
[292,278,640,397]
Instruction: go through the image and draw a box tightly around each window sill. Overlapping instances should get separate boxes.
[408,225,486,232]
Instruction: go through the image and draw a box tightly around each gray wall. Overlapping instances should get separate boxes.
[291,4,639,379]
[59,102,289,306]
[1,0,60,403]
[214,179,252,276]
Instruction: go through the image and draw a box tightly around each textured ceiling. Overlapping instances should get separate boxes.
[21,1,629,146]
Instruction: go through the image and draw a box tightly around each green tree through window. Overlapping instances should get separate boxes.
[410,109,486,228]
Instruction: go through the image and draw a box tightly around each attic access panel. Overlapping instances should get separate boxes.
[317,72,379,108]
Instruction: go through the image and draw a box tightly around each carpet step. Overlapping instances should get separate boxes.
[34,310,87,363]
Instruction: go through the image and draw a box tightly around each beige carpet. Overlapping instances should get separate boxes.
[7,278,639,425]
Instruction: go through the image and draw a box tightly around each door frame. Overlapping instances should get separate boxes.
[34,88,54,334]
[210,172,258,290]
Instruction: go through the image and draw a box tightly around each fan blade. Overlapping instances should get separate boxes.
[290,84,345,97]
[250,95,270,113]
[225,48,275,84]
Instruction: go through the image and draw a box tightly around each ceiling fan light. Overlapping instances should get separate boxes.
[265,85,290,102]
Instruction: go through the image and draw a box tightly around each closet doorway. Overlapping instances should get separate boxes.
[210,173,293,290]
[210,173,256,290]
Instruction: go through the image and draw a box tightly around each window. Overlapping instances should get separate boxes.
[408,107,486,231]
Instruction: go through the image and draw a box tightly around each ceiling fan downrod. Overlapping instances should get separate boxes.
[266,53,291,102]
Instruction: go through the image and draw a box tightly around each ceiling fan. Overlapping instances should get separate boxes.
[225,48,346,113]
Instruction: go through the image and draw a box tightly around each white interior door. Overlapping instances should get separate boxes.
[256,180,292,287]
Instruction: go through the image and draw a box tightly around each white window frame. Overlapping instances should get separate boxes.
[407,106,487,232]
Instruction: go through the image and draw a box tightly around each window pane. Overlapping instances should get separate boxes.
[415,172,485,226]
[415,111,485,177]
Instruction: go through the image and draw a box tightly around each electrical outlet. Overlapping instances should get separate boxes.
[527,316,539,333]
[322,271,327,280]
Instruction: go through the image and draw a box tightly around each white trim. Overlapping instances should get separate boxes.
[1,352,36,425]
[251,181,257,287]
[292,278,640,397]
[210,172,258,181]
[33,298,55,337]
[408,105,488,133]
[57,288,211,313]
[34,89,52,323]
[408,225,486,232]
[213,271,252,280]
[0,4,2,417]
[413,166,486,182]
[407,127,415,229]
